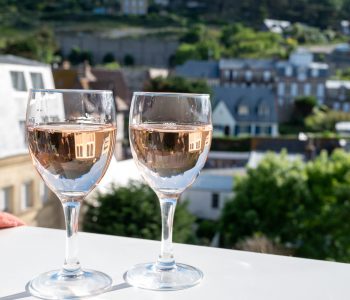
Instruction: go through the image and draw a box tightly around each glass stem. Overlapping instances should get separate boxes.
[156,197,177,271]
[62,201,82,276]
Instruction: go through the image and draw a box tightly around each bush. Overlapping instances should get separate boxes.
[220,149,350,262]
[124,54,134,66]
[145,76,212,95]
[83,182,196,244]
[102,52,115,63]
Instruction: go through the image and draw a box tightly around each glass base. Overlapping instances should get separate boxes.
[27,269,112,299]
[124,262,203,291]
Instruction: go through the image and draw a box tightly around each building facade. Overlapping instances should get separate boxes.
[212,86,278,137]
[0,55,64,227]
[325,80,350,112]
[219,59,276,88]
[276,49,328,121]
[121,0,148,15]
[181,172,234,221]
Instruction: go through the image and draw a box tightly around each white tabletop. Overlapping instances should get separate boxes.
[1,226,350,300]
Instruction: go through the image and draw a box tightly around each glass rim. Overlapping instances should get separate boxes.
[30,88,113,94]
[133,91,210,97]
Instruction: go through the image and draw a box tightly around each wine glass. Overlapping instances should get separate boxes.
[125,92,212,290]
[26,89,116,299]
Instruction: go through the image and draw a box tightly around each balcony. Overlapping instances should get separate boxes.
[1,226,350,300]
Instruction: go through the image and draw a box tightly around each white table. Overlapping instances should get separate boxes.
[1,226,350,300]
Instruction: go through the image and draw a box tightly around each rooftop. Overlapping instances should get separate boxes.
[0,55,48,67]
[175,60,219,79]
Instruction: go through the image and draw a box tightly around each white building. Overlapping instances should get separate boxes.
[181,171,234,221]
[0,55,57,158]
[121,0,148,15]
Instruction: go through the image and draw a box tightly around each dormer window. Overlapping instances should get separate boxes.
[258,104,270,116]
[245,70,253,81]
[263,70,271,81]
[285,66,292,77]
[10,71,27,91]
[311,68,319,77]
[297,67,307,81]
[238,105,249,115]
[30,72,44,89]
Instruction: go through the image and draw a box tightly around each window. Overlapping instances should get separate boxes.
[304,83,311,95]
[333,102,340,111]
[238,105,249,115]
[224,70,230,80]
[10,71,27,91]
[317,84,325,98]
[211,193,219,209]
[232,70,238,79]
[40,181,49,203]
[278,82,285,96]
[21,181,33,210]
[236,124,251,135]
[311,68,319,77]
[285,66,292,77]
[263,70,271,81]
[344,103,350,112]
[291,83,298,97]
[258,104,270,116]
[30,73,44,89]
[259,125,271,135]
[0,186,12,212]
[297,68,307,81]
[245,70,253,81]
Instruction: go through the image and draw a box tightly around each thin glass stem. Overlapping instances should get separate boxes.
[156,197,177,271]
[62,201,82,276]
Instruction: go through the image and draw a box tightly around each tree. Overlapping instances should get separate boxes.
[102,52,115,63]
[220,149,350,262]
[305,107,350,132]
[2,27,57,63]
[145,76,212,95]
[68,47,94,65]
[291,96,317,125]
[124,54,134,66]
[220,24,287,59]
[174,40,221,65]
[83,182,196,244]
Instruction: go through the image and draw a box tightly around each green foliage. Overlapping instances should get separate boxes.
[102,52,115,64]
[98,61,120,70]
[196,219,219,246]
[335,68,350,81]
[220,150,350,262]
[83,182,196,244]
[174,40,221,65]
[180,24,206,44]
[124,54,134,66]
[221,24,287,58]
[68,46,94,65]
[305,107,350,132]
[145,76,212,95]
[291,96,317,125]
[1,27,57,63]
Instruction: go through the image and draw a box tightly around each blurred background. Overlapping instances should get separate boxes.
[2,0,350,262]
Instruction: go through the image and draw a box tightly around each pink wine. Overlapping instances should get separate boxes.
[130,123,212,195]
[28,123,116,200]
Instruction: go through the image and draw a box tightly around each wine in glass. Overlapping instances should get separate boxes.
[125,92,212,290]
[26,89,116,299]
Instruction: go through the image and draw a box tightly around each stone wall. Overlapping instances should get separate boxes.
[57,33,179,67]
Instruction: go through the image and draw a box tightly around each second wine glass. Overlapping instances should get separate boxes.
[125,92,212,290]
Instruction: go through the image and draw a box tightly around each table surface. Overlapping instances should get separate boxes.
[1,226,350,300]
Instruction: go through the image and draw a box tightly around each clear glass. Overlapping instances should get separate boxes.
[126,92,212,290]
[26,89,116,299]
